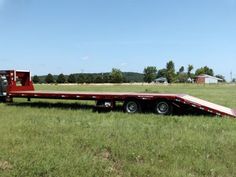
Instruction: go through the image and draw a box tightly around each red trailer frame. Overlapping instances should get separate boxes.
[1,70,236,118]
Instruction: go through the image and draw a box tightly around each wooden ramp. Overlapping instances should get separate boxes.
[176,95,236,118]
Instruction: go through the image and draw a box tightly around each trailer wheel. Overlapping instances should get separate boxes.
[124,100,141,113]
[155,101,172,115]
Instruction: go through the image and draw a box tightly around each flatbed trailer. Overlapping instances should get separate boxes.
[1,70,236,118]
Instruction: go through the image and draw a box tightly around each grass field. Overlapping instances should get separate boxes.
[1,84,236,177]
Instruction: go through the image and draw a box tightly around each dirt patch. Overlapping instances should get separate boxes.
[0,161,13,170]
[101,148,111,160]
[135,155,144,164]
[95,148,124,176]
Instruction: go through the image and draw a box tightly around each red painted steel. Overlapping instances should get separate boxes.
[1,70,236,118]
[8,91,180,101]
[0,70,34,92]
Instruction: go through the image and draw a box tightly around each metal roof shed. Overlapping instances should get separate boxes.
[196,74,223,84]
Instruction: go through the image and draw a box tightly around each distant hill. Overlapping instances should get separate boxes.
[37,72,144,83]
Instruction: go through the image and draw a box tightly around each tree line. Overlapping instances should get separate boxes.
[143,60,226,83]
[32,61,227,84]
[33,68,133,84]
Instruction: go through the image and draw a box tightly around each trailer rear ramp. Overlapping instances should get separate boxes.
[177,94,236,118]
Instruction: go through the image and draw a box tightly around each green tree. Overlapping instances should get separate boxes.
[102,75,110,83]
[68,74,77,83]
[166,60,176,83]
[45,73,55,83]
[215,74,226,82]
[178,66,185,73]
[32,75,40,84]
[177,73,188,83]
[110,68,123,83]
[177,66,187,83]
[85,75,94,83]
[56,73,66,83]
[187,65,194,77]
[77,74,85,84]
[195,66,214,76]
[94,76,103,83]
[143,66,157,83]
[157,69,167,78]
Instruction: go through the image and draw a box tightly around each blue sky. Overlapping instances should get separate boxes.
[0,0,235,80]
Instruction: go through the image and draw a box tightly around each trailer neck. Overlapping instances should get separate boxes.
[0,70,34,95]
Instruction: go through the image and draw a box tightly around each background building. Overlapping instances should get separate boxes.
[195,74,223,84]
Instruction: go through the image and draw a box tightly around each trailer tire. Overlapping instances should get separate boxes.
[124,100,141,114]
[154,101,172,115]
[0,97,6,102]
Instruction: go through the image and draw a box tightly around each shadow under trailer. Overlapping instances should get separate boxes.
[0,70,235,118]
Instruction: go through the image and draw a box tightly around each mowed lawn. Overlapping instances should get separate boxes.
[1,84,236,177]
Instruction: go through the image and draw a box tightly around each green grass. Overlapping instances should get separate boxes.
[1,84,236,177]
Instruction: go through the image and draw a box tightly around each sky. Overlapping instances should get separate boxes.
[0,0,235,80]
